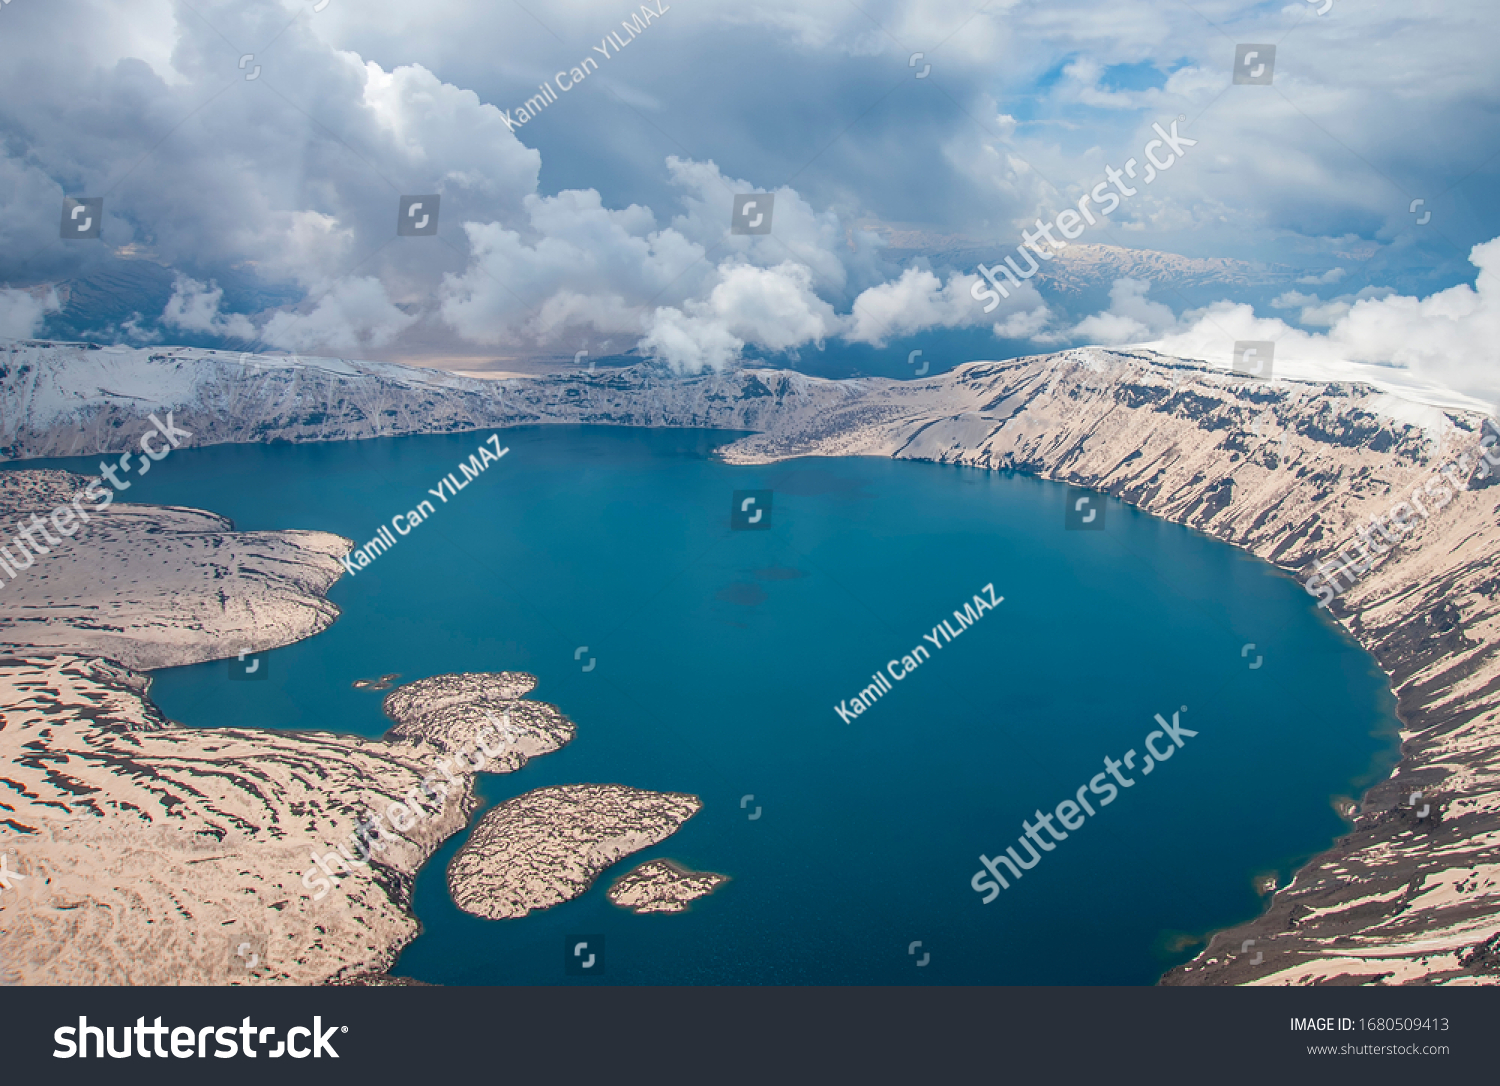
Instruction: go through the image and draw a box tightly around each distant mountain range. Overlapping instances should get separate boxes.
[879,232,1297,300]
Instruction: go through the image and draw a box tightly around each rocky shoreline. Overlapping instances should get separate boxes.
[0,469,602,983]
[0,645,481,985]
[705,351,1500,985]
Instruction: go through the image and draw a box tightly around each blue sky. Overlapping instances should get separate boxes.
[0,0,1496,398]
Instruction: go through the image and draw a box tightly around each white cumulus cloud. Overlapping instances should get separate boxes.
[0,288,61,339]
[259,277,417,354]
[1070,279,1177,345]
[640,262,841,373]
[162,277,258,340]
[844,267,1049,346]
[1146,237,1500,403]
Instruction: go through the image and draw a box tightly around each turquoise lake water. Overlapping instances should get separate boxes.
[13,425,1401,984]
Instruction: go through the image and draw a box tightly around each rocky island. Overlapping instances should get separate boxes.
[448,785,703,919]
[383,671,575,775]
[607,859,728,914]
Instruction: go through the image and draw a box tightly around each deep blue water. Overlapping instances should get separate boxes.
[11,426,1401,984]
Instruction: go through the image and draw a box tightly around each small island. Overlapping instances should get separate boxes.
[447,784,702,919]
[353,673,402,691]
[607,859,728,914]
[383,672,574,773]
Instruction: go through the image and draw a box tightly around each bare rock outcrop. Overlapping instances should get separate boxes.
[382,672,574,773]
[448,785,702,920]
[0,469,346,669]
[0,653,467,984]
[607,859,728,914]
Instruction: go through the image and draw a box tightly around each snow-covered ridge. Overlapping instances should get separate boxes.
[0,338,861,461]
[0,339,499,451]
[1,337,1487,463]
